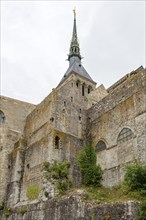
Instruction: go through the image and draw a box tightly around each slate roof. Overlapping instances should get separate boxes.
[59,59,94,86]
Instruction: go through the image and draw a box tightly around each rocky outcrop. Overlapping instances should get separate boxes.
[0,196,140,220]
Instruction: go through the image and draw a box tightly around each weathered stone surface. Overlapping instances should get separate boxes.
[0,197,140,220]
[0,96,35,203]
[87,69,146,187]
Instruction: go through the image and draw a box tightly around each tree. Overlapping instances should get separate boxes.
[77,145,103,186]
[124,161,146,191]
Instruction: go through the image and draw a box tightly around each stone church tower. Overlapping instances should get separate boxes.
[0,11,145,207]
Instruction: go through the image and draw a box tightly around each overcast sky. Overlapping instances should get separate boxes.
[1,1,145,104]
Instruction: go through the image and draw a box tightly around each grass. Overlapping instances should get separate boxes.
[65,185,146,204]
[26,184,40,200]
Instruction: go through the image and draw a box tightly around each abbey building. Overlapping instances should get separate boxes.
[0,12,145,207]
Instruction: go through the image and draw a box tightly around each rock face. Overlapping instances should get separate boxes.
[0,196,140,220]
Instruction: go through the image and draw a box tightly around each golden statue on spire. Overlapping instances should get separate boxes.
[73,7,76,18]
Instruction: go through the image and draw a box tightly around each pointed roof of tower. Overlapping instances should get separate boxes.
[58,9,95,86]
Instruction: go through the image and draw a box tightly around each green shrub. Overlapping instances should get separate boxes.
[138,201,146,220]
[43,160,70,180]
[77,145,103,186]
[124,162,146,191]
[139,189,146,196]
[26,184,40,200]
[57,180,69,193]
[0,202,4,210]
[43,162,50,171]
[4,207,11,218]
[43,160,72,193]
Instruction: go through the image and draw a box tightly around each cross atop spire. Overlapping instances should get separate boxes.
[68,8,82,62]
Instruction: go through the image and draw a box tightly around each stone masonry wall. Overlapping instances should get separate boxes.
[0,198,140,220]
[87,69,146,187]
[88,70,145,122]
[18,130,83,205]
[15,73,96,206]
[0,96,35,133]
[0,96,35,203]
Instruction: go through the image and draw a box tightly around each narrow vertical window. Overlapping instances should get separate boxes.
[0,111,5,124]
[55,136,60,149]
[88,86,92,94]
[82,85,84,96]
[76,80,80,87]
[26,164,30,169]
[79,116,81,121]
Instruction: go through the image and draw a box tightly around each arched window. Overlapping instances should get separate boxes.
[54,136,60,149]
[95,140,106,152]
[0,111,5,124]
[117,128,134,144]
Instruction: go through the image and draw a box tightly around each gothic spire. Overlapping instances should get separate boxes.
[68,8,82,61]
[58,9,95,86]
